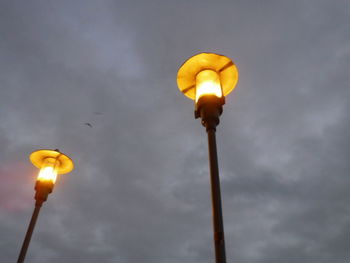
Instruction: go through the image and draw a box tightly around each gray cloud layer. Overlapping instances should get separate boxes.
[1,0,350,262]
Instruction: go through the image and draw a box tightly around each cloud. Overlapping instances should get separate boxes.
[1,0,350,262]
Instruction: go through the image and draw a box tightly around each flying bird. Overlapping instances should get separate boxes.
[84,123,93,128]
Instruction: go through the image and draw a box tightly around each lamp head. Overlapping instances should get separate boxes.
[177,53,238,129]
[29,149,74,203]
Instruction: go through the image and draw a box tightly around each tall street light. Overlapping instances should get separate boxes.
[177,53,238,263]
[17,149,74,263]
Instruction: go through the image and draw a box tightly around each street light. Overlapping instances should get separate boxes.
[177,53,238,263]
[17,149,74,263]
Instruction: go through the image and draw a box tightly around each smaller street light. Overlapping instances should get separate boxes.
[177,53,238,263]
[17,149,74,263]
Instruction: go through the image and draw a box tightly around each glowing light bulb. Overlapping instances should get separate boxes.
[195,70,222,102]
[37,158,58,184]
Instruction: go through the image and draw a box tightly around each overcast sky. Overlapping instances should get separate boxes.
[1,1,350,262]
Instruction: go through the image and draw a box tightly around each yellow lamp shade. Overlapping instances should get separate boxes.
[30,149,74,176]
[177,53,239,101]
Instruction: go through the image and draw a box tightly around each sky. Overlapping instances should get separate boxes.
[1,0,350,262]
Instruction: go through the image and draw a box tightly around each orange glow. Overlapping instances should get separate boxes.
[37,158,58,184]
[195,70,222,102]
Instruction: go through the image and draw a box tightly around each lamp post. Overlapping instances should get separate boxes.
[177,53,238,263]
[17,149,74,263]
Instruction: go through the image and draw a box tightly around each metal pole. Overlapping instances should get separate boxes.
[17,201,43,263]
[206,127,226,263]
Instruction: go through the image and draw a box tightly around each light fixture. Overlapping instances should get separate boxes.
[177,52,238,263]
[17,149,74,263]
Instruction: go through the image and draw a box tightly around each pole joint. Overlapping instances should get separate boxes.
[34,181,54,203]
[194,95,224,129]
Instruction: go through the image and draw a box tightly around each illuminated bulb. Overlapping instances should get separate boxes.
[37,158,58,184]
[195,70,222,102]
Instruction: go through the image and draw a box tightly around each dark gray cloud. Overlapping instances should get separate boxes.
[1,0,350,262]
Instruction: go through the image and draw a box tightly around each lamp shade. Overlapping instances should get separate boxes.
[177,53,238,100]
[30,149,74,175]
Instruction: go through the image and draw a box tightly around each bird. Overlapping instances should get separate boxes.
[84,123,93,128]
